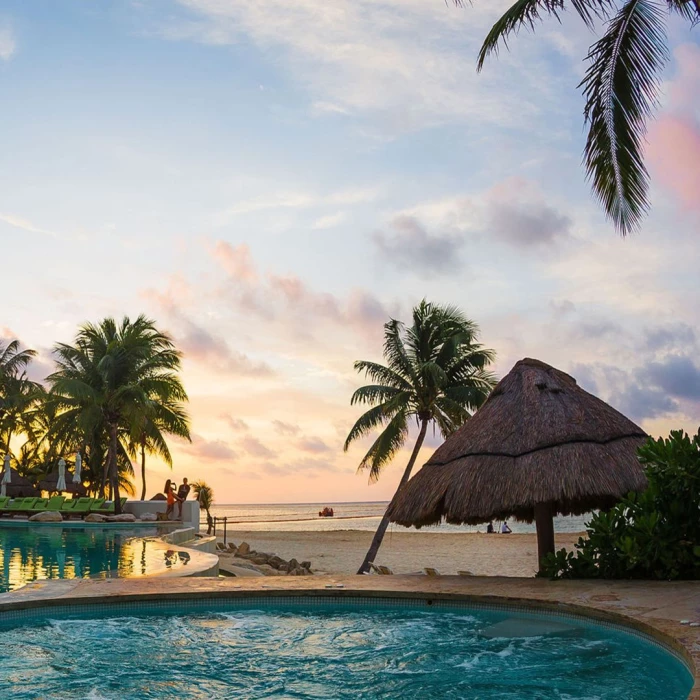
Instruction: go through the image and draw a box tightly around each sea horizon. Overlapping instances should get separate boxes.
[205,501,590,534]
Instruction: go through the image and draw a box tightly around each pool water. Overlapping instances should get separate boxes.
[0,600,692,699]
[0,525,177,592]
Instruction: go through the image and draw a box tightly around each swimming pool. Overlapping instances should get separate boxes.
[0,524,183,592]
[0,597,692,699]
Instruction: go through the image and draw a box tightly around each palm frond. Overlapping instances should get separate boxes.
[357,410,409,484]
[580,0,668,235]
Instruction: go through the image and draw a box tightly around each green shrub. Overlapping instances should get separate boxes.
[540,429,700,580]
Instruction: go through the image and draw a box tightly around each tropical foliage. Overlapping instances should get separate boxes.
[0,317,191,507]
[454,0,700,235]
[345,300,497,573]
[192,480,214,534]
[541,429,700,580]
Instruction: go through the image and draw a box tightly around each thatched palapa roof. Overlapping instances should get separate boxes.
[387,358,648,528]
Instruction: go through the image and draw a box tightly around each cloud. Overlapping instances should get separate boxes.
[609,383,677,423]
[141,277,274,377]
[181,434,237,462]
[151,0,566,133]
[239,435,276,459]
[484,180,572,247]
[211,240,394,339]
[0,214,58,238]
[221,415,249,432]
[373,215,464,274]
[296,436,332,453]
[648,44,700,213]
[178,321,274,376]
[647,355,700,402]
[312,212,346,229]
[0,24,16,61]
[643,324,696,353]
[272,420,300,436]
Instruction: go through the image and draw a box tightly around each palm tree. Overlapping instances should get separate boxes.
[128,396,191,501]
[192,480,214,534]
[344,300,497,574]
[454,0,700,235]
[47,315,189,513]
[0,339,42,456]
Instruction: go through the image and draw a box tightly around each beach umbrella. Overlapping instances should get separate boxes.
[387,358,648,572]
[56,458,67,492]
[1,455,10,497]
[73,452,82,483]
[39,471,85,495]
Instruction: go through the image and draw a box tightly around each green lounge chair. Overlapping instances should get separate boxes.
[91,497,126,515]
[30,496,65,514]
[61,500,78,513]
[88,498,105,513]
[64,498,93,518]
[6,498,38,514]
[27,498,49,514]
[0,496,9,510]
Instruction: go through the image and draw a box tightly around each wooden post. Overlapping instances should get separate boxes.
[534,502,555,573]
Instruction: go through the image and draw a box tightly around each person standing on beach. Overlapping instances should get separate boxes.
[177,478,190,519]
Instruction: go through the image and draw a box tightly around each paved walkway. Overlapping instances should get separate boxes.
[2,575,698,697]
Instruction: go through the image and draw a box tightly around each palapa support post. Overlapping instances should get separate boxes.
[534,502,555,573]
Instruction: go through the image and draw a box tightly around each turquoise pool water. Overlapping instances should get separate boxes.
[0,524,178,592]
[0,599,692,699]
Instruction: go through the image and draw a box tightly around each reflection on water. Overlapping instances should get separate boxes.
[0,526,182,593]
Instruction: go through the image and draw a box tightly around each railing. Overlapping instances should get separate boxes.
[211,516,228,544]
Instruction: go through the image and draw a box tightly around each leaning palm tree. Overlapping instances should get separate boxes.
[192,480,214,534]
[48,315,189,513]
[454,0,700,235]
[344,300,497,574]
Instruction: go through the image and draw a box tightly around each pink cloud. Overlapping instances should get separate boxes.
[212,241,258,283]
[239,435,276,459]
[647,43,700,213]
[272,420,300,436]
[180,433,237,462]
[648,116,700,213]
[296,436,332,454]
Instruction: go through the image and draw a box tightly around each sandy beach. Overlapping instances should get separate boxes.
[220,530,585,577]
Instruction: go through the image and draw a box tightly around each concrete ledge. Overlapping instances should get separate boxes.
[0,576,696,696]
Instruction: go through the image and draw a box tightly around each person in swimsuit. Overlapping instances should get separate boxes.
[165,479,176,520]
[177,478,190,519]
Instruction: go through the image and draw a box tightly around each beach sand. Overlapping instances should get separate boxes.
[220,530,585,577]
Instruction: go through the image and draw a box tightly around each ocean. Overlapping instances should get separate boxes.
[207,502,590,534]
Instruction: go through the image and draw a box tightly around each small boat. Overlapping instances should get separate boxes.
[318,507,334,517]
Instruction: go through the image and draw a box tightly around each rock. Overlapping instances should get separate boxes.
[302,567,312,576]
[237,542,251,556]
[251,555,270,566]
[288,558,299,570]
[105,513,136,522]
[278,563,289,573]
[29,511,62,522]
[139,512,157,522]
[257,564,282,576]
[268,555,286,569]
[301,561,311,570]
[150,493,167,501]
[84,513,107,523]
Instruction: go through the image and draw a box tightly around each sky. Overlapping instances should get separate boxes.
[1,0,699,505]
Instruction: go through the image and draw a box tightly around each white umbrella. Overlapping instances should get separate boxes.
[73,452,82,484]
[57,458,67,492]
[1,454,11,497]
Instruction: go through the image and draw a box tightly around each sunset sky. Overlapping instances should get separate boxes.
[1,0,699,504]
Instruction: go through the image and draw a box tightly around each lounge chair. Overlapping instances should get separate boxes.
[90,497,126,515]
[216,542,227,552]
[368,563,394,575]
[424,568,441,576]
[61,500,78,513]
[87,498,105,512]
[7,498,38,514]
[64,498,94,518]
[29,496,65,514]
[0,496,9,511]
[27,498,49,513]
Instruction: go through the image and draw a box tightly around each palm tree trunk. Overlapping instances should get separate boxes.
[357,418,429,575]
[140,441,147,501]
[109,423,122,515]
[206,509,213,535]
